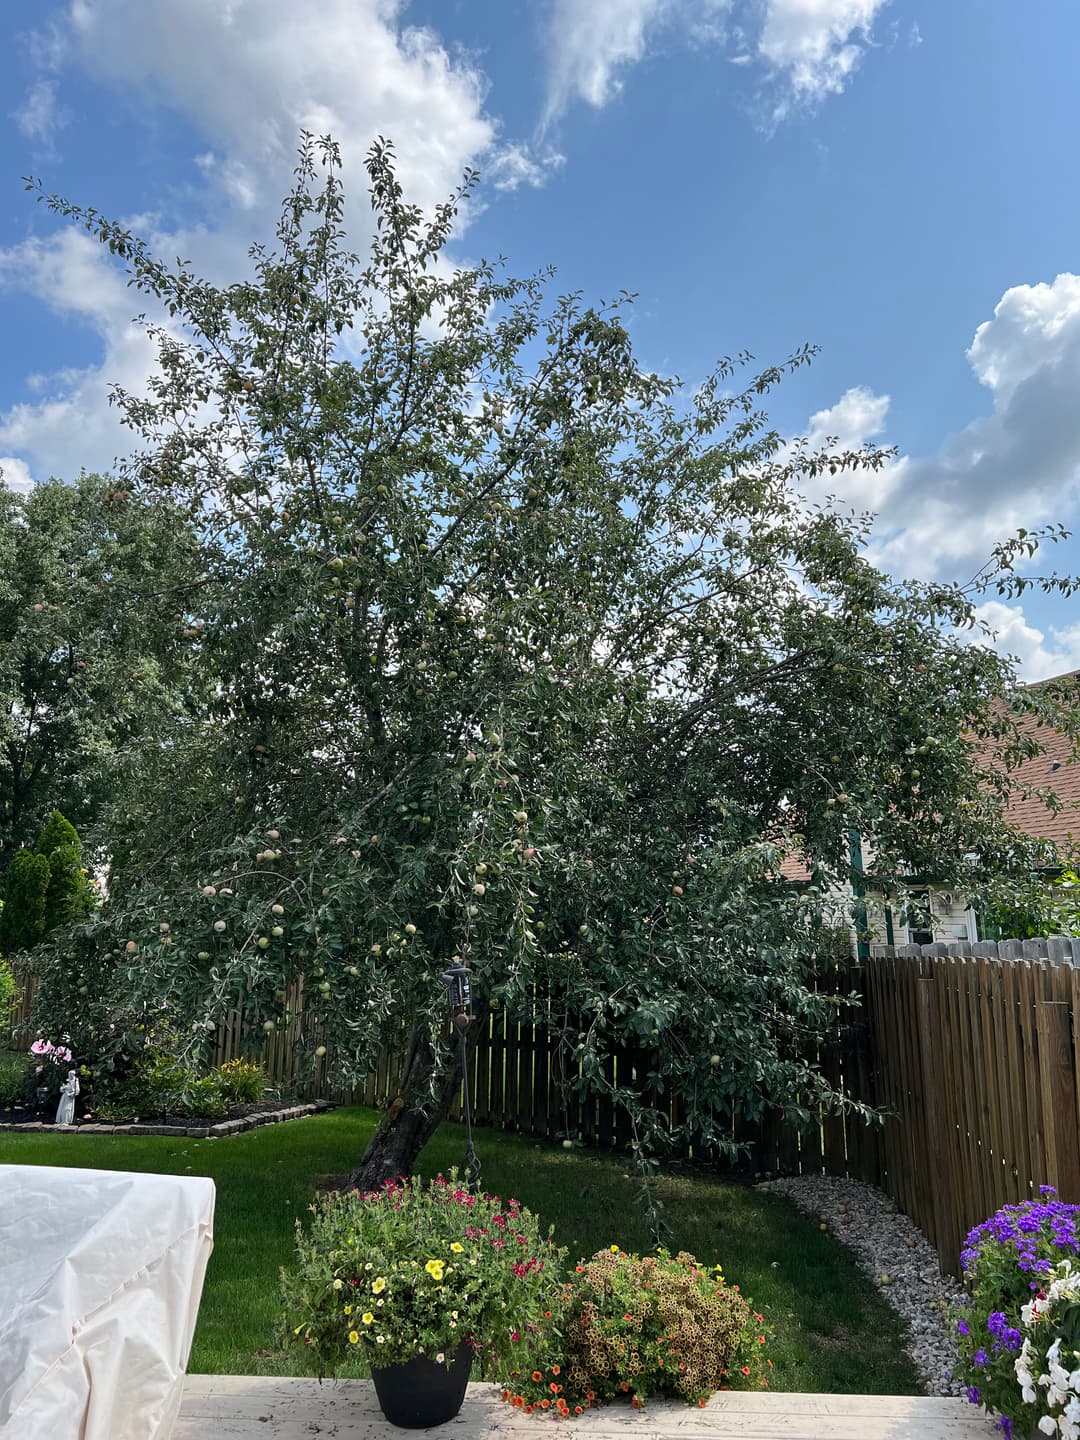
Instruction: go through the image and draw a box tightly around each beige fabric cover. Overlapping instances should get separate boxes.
[0,1164,215,1440]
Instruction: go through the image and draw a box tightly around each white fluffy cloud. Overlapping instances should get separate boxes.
[870,273,1080,583]
[543,0,888,126]
[14,78,65,144]
[785,273,1080,605]
[972,602,1080,683]
[0,457,35,495]
[544,0,673,123]
[0,227,164,481]
[63,0,501,220]
[757,0,890,120]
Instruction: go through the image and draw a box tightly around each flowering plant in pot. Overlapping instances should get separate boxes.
[282,1171,563,1427]
[500,1245,772,1416]
[952,1188,1080,1438]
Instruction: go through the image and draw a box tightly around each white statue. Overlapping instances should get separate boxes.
[55,1070,80,1127]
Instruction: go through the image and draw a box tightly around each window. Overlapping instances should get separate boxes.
[905,888,934,946]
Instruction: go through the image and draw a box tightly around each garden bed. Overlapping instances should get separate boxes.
[0,1097,333,1138]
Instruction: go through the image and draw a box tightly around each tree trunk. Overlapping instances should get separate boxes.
[349,1019,464,1191]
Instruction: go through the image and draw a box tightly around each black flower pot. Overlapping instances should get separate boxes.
[371,1341,473,1428]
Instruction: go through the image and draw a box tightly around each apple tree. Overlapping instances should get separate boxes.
[27,137,1070,1189]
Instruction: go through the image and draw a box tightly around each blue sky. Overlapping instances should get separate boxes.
[1,0,1078,678]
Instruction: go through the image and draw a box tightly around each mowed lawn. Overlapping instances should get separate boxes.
[0,1108,922,1393]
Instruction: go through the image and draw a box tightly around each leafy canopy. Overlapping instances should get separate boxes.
[0,475,200,870]
[25,136,1072,1168]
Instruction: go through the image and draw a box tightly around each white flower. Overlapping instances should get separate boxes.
[1038,1419,1056,1436]
[436,1353,445,1364]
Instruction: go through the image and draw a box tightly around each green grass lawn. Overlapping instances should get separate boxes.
[0,1108,921,1394]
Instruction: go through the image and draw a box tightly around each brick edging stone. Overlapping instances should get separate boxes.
[0,1098,335,1138]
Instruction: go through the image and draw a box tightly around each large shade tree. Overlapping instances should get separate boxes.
[0,475,200,873]
[28,138,1072,1190]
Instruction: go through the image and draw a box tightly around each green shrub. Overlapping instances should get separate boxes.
[36,812,95,932]
[216,1057,267,1103]
[0,1050,29,1108]
[504,1247,771,1414]
[0,851,50,952]
[0,956,19,1024]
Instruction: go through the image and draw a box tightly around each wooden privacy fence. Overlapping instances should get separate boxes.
[855,939,1080,1274]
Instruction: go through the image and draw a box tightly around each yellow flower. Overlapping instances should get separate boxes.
[450,1242,464,1253]
[425,1259,446,1280]
[372,1276,387,1294]
[348,1331,359,1345]
[333,1278,344,1290]
[363,1313,374,1325]
[344,1305,352,1316]
[610,1245,620,1253]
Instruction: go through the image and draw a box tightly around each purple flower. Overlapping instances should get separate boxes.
[973,1348,989,1368]
[964,1386,981,1407]
[956,1319,971,1336]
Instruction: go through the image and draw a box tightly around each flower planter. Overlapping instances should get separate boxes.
[371,1342,473,1428]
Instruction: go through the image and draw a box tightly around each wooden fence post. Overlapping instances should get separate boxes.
[1036,1001,1080,1202]
[917,975,959,1273]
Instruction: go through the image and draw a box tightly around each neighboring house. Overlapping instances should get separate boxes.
[782,670,1080,953]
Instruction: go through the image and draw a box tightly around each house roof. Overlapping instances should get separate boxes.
[987,670,1080,855]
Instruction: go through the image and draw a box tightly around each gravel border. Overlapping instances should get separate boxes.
[759,1173,966,1396]
[0,1097,334,1140]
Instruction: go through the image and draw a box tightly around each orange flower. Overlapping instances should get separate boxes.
[758,1336,765,1344]
[502,1389,511,1401]
[541,1400,550,1409]
[551,1365,561,1376]
[586,1391,595,1401]
[524,1405,533,1415]
[741,1366,750,1375]
[574,1405,583,1415]
[620,1382,629,1393]
[532,1371,543,1383]
[549,1383,560,1394]
[698,1398,707,1408]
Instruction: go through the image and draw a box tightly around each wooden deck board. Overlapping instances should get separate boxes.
[176,1377,995,1439]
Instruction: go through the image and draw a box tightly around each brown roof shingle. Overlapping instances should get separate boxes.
[989,671,1080,854]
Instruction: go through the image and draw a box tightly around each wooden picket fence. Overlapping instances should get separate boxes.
[9,938,1080,1276]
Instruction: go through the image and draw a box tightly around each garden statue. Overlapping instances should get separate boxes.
[55,1069,79,1127]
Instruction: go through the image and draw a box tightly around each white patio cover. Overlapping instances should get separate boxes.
[0,1164,215,1440]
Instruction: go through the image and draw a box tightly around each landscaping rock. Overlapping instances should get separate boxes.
[760,1173,965,1398]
